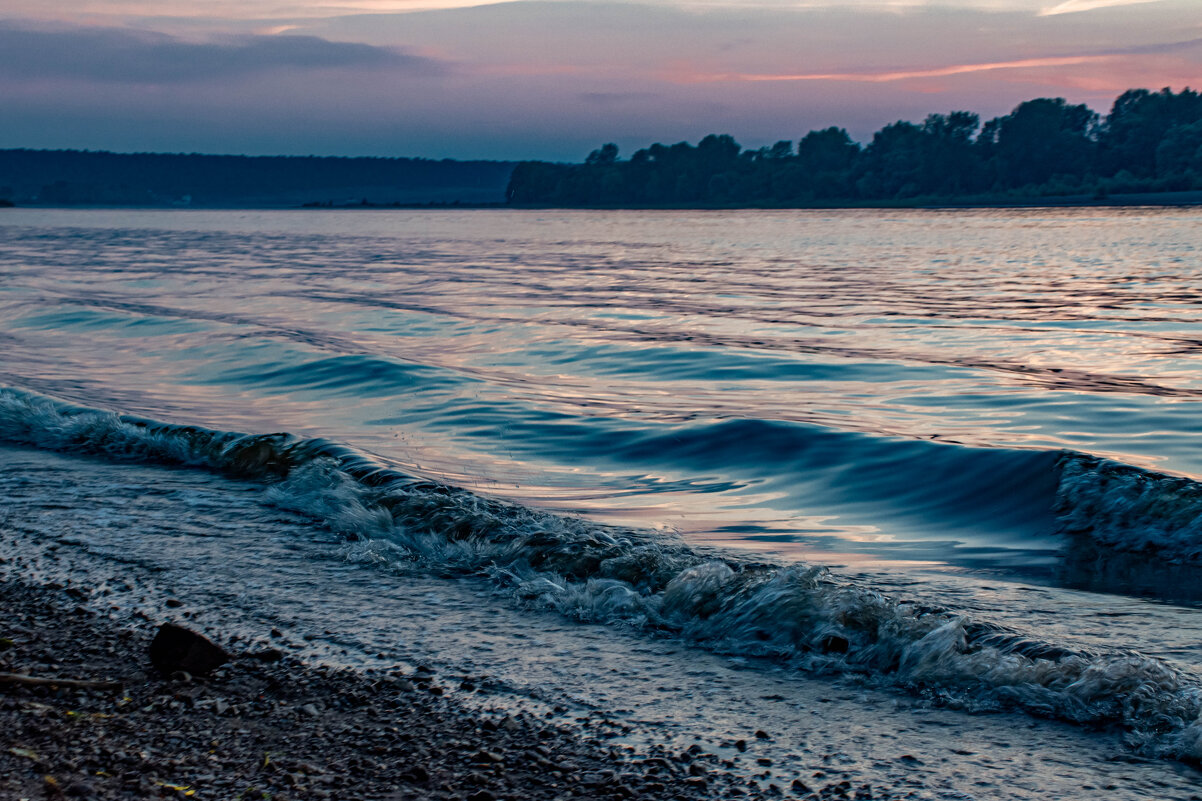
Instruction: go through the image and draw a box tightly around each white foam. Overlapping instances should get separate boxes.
[262,452,1202,762]
[4,386,1202,761]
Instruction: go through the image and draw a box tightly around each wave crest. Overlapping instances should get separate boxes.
[1057,452,1202,560]
[3,386,1202,760]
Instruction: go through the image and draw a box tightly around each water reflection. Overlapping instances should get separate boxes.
[2,207,1202,580]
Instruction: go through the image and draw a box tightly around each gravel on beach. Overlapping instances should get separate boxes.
[0,578,857,801]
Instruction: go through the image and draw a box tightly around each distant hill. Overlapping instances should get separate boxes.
[0,149,516,207]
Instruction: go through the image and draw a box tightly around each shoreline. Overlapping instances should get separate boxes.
[3,189,1202,212]
[0,575,881,801]
[500,189,1202,211]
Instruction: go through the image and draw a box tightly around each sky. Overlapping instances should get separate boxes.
[0,0,1199,160]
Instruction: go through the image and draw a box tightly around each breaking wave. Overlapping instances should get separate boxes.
[3,386,1202,761]
[1056,452,1202,560]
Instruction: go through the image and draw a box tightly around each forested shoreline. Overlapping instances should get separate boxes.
[0,150,515,207]
[3,87,1200,210]
[506,88,1202,207]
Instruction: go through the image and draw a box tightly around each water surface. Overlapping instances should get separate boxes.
[3,207,1202,795]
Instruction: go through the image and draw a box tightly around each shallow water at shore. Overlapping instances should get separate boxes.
[5,443,1202,800]
[3,207,1202,793]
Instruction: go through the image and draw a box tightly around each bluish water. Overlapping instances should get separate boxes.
[3,207,1202,796]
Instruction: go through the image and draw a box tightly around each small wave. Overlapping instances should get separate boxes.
[1050,452,1202,601]
[2,387,1202,761]
[1056,452,1202,561]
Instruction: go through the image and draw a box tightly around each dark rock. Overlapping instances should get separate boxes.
[734,739,748,752]
[165,599,183,608]
[64,781,96,797]
[754,730,770,740]
[466,792,495,801]
[791,779,811,793]
[148,623,229,676]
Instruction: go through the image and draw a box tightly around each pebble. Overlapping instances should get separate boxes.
[64,780,96,797]
[248,647,285,663]
[0,580,794,801]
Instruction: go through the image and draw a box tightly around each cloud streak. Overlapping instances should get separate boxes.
[1039,0,1165,16]
[685,38,1201,83]
[0,23,446,84]
[0,0,510,22]
[702,55,1114,83]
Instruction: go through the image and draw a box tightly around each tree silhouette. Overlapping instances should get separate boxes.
[981,98,1097,189]
[505,87,1202,207]
[586,143,619,165]
[1101,88,1202,178]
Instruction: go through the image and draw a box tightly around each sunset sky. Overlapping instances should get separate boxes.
[1,0,1199,160]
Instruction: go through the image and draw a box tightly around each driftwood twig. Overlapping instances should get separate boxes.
[0,672,123,691]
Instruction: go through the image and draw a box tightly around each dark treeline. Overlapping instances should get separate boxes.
[506,88,1202,206]
[0,150,516,206]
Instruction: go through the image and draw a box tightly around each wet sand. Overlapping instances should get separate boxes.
[0,577,866,801]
